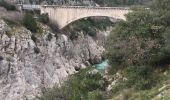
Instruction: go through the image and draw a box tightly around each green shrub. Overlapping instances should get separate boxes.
[93,0,151,6]
[46,33,53,41]
[107,2,170,68]
[125,66,158,90]
[3,18,19,27]
[149,27,170,65]
[88,90,107,100]
[111,66,158,95]
[34,47,40,54]
[31,35,38,43]
[49,23,60,33]
[38,68,109,100]
[64,17,114,40]
[23,13,39,33]
[0,56,3,61]
[86,28,96,37]
[0,0,16,11]
[39,13,49,24]
[69,32,79,40]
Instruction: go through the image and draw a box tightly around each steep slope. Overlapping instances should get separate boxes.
[0,19,107,100]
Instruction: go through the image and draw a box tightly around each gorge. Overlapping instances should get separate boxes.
[0,0,170,100]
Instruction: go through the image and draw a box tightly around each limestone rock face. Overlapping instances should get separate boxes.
[0,19,106,100]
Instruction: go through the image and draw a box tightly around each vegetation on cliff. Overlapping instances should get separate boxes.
[94,0,151,6]
[23,13,39,33]
[38,0,170,99]
[63,17,114,40]
[105,0,170,99]
[107,0,170,69]
[0,0,16,11]
[38,68,109,100]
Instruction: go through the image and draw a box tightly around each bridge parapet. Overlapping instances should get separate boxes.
[17,4,41,10]
[41,5,130,10]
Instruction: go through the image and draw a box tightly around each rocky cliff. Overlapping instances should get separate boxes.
[0,19,107,100]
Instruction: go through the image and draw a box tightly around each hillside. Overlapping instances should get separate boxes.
[0,0,170,100]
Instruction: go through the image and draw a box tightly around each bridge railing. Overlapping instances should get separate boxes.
[17,4,130,10]
[41,5,130,10]
[17,4,41,10]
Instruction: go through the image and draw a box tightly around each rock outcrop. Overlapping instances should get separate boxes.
[0,19,106,100]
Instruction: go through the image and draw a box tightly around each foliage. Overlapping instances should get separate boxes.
[38,68,109,100]
[0,0,16,11]
[106,1,170,98]
[107,0,170,68]
[151,0,170,11]
[110,70,170,99]
[111,65,159,98]
[38,13,49,24]
[93,0,151,6]
[64,17,114,40]
[46,33,53,41]
[34,47,40,54]
[0,56,4,61]
[31,35,38,43]
[3,18,20,27]
[48,22,60,33]
[23,13,40,33]
[125,66,157,90]
[25,0,151,6]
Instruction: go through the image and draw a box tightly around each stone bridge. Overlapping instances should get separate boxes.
[40,5,131,29]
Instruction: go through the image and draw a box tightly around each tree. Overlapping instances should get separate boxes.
[39,13,49,24]
[107,0,170,68]
[23,13,39,33]
[0,0,16,11]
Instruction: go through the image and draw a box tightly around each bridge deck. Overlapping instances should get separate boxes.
[18,4,130,10]
[41,5,130,10]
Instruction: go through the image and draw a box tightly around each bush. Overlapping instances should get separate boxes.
[23,13,39,33]
[39,13,49,24]
[107,3,170,68]
[3,18,19,27]
[31,35,38,43]
[49,22,60,33]
[0,56,3,61]
[46,33,53,41]
[88,90,107,100]
[64,17,114,40]
[38,68,109,100]
[94,0,151,7]
[149,27,170,65]
[111,65,158,96]
[34,47,40,54]
[0,0,16,11]
[69,32,79,40]
[125,66,158,90]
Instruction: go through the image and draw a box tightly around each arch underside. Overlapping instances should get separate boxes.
[61,15,120,29]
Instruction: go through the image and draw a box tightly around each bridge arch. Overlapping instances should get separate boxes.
[62,15,121,29]
[62,16,116,29]
[40,6,131,29]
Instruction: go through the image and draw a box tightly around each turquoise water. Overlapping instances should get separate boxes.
[95,60,108,71]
